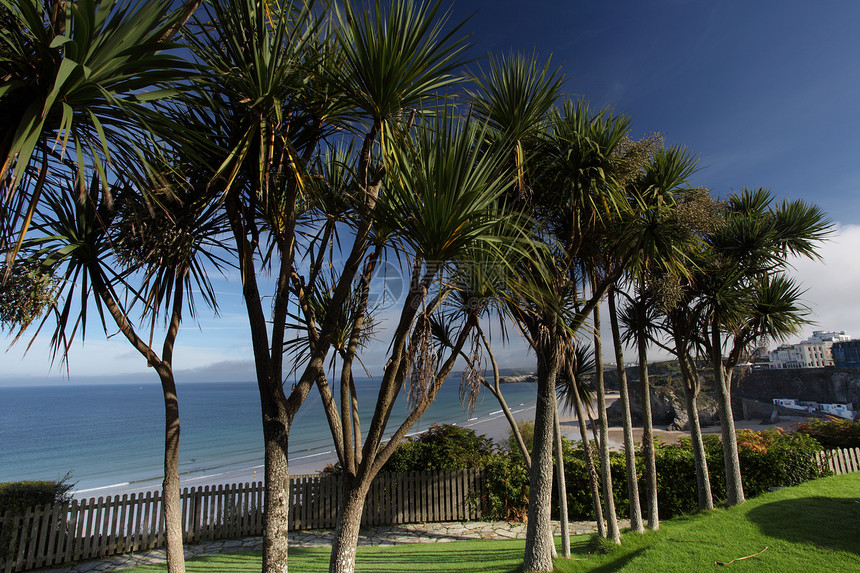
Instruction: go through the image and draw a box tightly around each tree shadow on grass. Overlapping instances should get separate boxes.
[746,497,860,555]
[569,548,647,573]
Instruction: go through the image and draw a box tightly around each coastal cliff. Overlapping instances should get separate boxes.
[733,368,860,409]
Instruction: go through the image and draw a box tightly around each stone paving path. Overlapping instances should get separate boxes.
[36,519,627,572]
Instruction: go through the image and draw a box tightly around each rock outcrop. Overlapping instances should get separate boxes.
[733,368,860,409]
[605,381,719,431]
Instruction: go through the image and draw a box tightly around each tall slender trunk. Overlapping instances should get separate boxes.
[91,270,187,573]
[567,368,605,538]
[479,329,532,468]
[607,289,643,533]
[593,305,620,544]
[523,339,561,572]
[637,331,658,530]
[710,321,745,505]
[160,377,185,573]
[553,409,570,558]
[678,354,713,511]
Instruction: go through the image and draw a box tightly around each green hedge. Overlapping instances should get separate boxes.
[0,477,72,514]
[363,423,829,522]
[490,427,828,520]
[382,424,495,473]
[0,475,73,559]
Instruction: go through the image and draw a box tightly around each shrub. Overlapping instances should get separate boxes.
[0,474,73,560]
[654,438,701,517]
[793,417,860,448]
[735,428,828,496]
[559,439,631,521]
[382,424,495,473]
[483,453,529,521]
[0,474,73,514]
[587,532,619,555]
[504,420,534,460]
[651,429,827,518]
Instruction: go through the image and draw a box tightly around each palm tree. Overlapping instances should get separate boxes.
[503,97,636,571]
[303,111,524,573]
[25,166,225,573]
[606,286,644,532]
[466,53,568,572]
[618,145,699,529]
[634,189,721,512]
[693,187,832,506]
[556,344,606,539]
[180,1,472,568]
[580,266,622,544]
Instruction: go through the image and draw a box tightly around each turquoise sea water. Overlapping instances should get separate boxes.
[0,378,538,492]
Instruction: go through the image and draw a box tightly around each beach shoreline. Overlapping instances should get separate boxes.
[72,392,804,499]
[72,401,540,499]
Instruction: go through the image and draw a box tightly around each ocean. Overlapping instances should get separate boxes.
[0,378,538,494]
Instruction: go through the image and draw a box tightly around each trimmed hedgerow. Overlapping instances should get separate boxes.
[335,422,830,522]
[0,475,73,559]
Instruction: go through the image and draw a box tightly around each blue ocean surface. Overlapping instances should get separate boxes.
[0,378,538,493]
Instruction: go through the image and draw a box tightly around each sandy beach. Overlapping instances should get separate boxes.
[75,392,804,500]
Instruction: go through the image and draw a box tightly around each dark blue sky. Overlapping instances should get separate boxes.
[4,0,860,383]
[448,0,860,221]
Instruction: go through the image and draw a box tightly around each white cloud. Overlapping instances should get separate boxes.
[784,223,860,343]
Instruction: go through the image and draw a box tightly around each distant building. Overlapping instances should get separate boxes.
[768,331,851,369]
[832,339,860,369]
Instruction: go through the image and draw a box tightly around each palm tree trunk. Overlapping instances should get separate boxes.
[480,328,531,468]
[710,322,745,505]
[637,330,659,530]
[553,408,570,558]
[160,377,185,573]
[91,270,187,573]
[593,305,621,544]
[607,289,643,533]
[678,355,713,510]
[567,370,605,538]
[523,339,561,572]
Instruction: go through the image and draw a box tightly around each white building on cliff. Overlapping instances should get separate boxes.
[768,331,851,369]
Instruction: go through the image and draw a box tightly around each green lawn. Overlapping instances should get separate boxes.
[123,472,859,572]
[556,472,860,572]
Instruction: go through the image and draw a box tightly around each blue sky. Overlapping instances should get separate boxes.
[3,0,860,385]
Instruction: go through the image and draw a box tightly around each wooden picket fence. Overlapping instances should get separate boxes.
[0,468,487,573]
[817,446,860,475]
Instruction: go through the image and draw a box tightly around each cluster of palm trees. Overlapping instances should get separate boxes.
[1,1,831,573]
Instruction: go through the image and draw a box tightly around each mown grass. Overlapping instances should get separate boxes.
[123,539,527,572]
[556,471,860,572]
[123,472,859,572]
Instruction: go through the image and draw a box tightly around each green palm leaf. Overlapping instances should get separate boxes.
[1,0,195,252]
